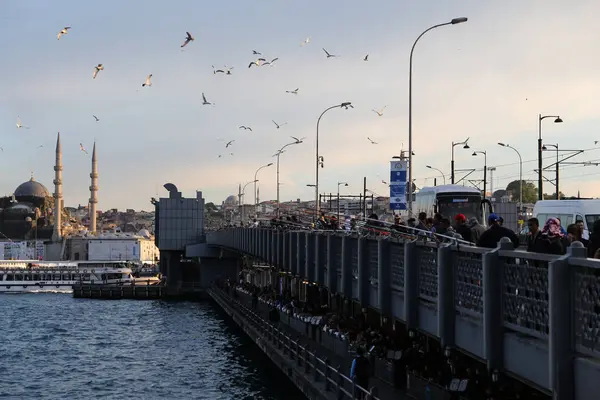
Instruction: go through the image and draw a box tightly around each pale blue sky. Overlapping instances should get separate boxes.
[1,0,600,210]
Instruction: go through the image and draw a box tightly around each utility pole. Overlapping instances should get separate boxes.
[488,167,496,198]
[363,177,367,217]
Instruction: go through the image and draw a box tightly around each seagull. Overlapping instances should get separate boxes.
[218,154,222,158]
[286,88,299,95]
[291,136,305,144]
[372,106,387,117]
[57,26,71,40]
[213,65,234,75]
[367,137,378,145]
[80,143,88,154]
[272,120,287,129]
[239,126,252,131]
[225,140,235,148]
[363,54,369,61]
[382,180,388,185]
[322,48,337,58]
[38,145,43,148]
[0,147,3,152]
[16,116,30,129]
[595,141,598,145]
[248,58,265,68]
[262,58,279,66]
[230,153,234,156]
[202,93,212,105]
[92,64,104,79]
[300,37,310,46]
[141,74,153,87]
[252,50,261,55]
[181,32,194,48]
[93,115,99,122]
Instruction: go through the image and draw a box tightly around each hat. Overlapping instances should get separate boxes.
[488,213,500,223]
[455,214,466,223]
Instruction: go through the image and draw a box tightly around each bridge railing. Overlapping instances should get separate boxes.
[207,227,600,396]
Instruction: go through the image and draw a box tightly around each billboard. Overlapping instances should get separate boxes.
[389,160,407,211]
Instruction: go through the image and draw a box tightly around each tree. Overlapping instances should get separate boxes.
[505,180,538,203]
[543,192,567,200]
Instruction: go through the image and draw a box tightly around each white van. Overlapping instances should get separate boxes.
[532,200,600,240]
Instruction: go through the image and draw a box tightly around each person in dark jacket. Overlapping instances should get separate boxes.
[532,218,567,255]
[468,217,486,243]
[526,217,541,252]
[587,219,600,258]
[350,347,370,398]
[454,213,472,242]
[477,213,519,248]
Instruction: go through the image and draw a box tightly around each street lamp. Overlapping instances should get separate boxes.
[274,139,303,217]
[538,114,563,200]
[542,143,562,200]
[451,138,470,184]
[241,180,258,222]
[498,143,523,211]
[426,165,446,185]
[471,151,487,198]
[408,17,468,215]
[337,182,348,222]
[315,102,353,220]
[254,163,273,217]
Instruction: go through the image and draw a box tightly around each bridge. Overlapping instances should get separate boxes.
[207,227,600,400]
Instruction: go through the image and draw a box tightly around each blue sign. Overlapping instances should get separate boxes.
[389,160,407,211]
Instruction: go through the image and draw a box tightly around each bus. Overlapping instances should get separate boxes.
[414,185,493,224]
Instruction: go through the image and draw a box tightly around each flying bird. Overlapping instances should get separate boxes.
[181,32,194,48]
[367,137,378,145]
[80,143,88,154]
[225,140,235,148]
[262,58,279,66]
[363,54,369,61]
[213,65,234,75]
[382,180,388,185]
[300,37,310,46]
[0,147,3,152]
[286,88,299,95]
[218,155,222,158]
[322,48,338,58]
[230,153,234,156]
[92,115,99,122]
[239,126,252,131]
[92,64,104,79]
[38,145,43,148]
[252,50,261,55]
[141,74,153,87]
[291,136,305,143]
[595,141,599,145]
[272,120,287,129]
[372,106,387,117]
[16,116,29,129]
[57,26,71,40]
[248,58,265,68]
[202,93,212,105]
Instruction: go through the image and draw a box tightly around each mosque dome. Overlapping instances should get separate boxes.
[224,195,238,206]
[14,177,50,199]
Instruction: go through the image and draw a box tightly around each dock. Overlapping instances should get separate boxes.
[71,282,210,300]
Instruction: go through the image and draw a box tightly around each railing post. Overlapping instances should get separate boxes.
[326,235,338,292]
[305,232,315,281]
[282,232,288,271]
[304,347,310,373]
[336,366,343,399]
[313,352,319,381]
[483,237,512,372]
[550,242,585,399]
[268,230,274,264]
[297,233,305,279]
[277,231,283,269]
[357,237,369,308]
[368,386,378,400]
[437,243,455,349]
[404,240,419,329]
[378,238,391,317]
[296,341,301,366]
[315,234,325,285]
[341,236,353,299]
[289,232,296,275]
[324,358,331,391]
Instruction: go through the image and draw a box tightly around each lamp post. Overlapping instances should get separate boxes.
[315,102,353,220]
[274,139,303,217]
[542,144,559,199]
[538,114,563,200]
[498,143,523,211]
[254,163,273,217]
[408,17,468,215]
[451,138,470,184]
[242,180,258,222]
[471,151,487,198]
[426,165,446,185]
[337,182,348,222]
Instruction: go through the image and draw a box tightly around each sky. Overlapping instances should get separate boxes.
[1,0,600,211]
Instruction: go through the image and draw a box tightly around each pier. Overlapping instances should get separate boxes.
[207,227,600,400]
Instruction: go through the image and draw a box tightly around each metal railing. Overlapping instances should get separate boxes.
[211,286,380,400]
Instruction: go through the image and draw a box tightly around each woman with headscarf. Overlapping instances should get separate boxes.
[532,218,567,255]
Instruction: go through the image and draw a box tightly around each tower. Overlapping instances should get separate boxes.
[52,132,63,241]
[89,142,98,234]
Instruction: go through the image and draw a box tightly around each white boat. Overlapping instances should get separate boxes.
[0,260,161,294]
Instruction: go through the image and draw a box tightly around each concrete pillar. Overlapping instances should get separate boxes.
[437,244,455,349]
[341,235,353,299]
[305,232,315,281]
[377,239,391,317]
[483,237,513,371]
[403,240,419,329]
[326,235,338,292]
[549,242,585,399]
[357,237,369,308]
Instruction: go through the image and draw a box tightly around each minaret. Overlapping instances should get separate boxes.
[52,132,63,241]
[89,142,99,234]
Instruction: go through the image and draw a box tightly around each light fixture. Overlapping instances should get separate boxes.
[554,117,563,123]
[463,143,470,149]
[451,17,468,24]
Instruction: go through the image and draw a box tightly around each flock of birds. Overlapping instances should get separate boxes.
[12,27,390,161]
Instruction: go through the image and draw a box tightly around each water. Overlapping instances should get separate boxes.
[0,294,305,400]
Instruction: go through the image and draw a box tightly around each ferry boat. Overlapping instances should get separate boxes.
[0,260,161,294]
